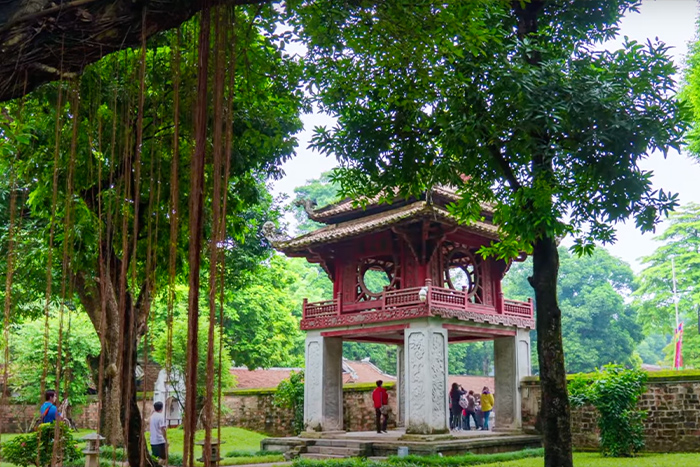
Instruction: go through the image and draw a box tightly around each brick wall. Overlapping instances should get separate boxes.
[521,374,700,452]
[1,384,396,436]
[223,384,398,436]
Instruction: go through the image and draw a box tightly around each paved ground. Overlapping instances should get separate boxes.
[323,428,516,440]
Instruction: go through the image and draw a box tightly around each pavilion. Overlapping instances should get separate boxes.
[264,187,533,435]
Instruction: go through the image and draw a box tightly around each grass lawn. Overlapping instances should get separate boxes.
[155,426,283,466]
[2,426,279,467]
[163,426,266,453]
[477,452,700,466]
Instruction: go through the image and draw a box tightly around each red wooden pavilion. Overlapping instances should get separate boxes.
[265,187,533,435]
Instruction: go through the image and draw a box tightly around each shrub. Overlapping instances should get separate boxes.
[273,370,304,434]
[168,453,184,466]
[224,449,277,457]
[0,423,82,467]
[99,445,127,461]
[291,449,545,467]
[569,364,647,457]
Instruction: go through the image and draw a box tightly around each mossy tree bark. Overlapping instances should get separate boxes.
[0,0,265,102]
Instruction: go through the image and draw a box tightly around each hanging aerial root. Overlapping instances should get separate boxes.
[184,3,211,466]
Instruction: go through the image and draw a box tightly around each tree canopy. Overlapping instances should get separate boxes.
[635,203,700,367]
[504,247,643,374]
[293,1,687,465]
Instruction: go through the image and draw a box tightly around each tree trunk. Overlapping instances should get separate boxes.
[75,254,155,467]
[529,235,573,467]
[0,0,267,103]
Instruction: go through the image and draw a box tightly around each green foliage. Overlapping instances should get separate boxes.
[151,302,235,396]
[291,448,544,467]
[225,255,303,368]
[9,312,100,406]
[292,171,340,234]
[296,1,686,257]
[448,342,494,376]
[0,423,81,467]
[634,203,700,367]
[273,371,305,434]
[224,450,278,458]
[99,446,127,461]
[569,365,647,457]
[502,247,643,374]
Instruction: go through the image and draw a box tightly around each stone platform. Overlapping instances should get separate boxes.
[261,429,541,459]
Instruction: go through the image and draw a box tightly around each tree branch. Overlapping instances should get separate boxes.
[487,144,521,191]
[0,0,270,102]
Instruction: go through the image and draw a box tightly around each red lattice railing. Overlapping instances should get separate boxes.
[302,286,533,321]
[503,298,534,317]
[384,287,423,308]
[302,298,338,319]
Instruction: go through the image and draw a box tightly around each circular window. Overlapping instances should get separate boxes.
[357,258,397,299]
[444,248,478,296]
[362,266,391,295]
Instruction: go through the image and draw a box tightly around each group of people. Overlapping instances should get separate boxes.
[372,380,495,433]
[449,383,494,431]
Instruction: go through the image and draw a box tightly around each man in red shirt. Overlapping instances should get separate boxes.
[372,380,389,433]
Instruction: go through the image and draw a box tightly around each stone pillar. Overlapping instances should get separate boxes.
[396,344,406,427]
[494,328,531,430]
[404,320,449,434]
[304,332,344,432]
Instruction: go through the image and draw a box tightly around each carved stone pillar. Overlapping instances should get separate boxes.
[396,344,406,427]
[404,320,449,434]
[304,332,344,432]
[494,328,531,430]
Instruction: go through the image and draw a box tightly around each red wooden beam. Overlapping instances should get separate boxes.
[442,323,516,337]
[343,337,405,345]
[321,324,409,338]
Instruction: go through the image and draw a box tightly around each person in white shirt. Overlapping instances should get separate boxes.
[149,401,168,463]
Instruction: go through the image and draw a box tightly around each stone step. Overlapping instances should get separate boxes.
[299,453,347,460]
[312,439,369,447]
[306,446,363,456]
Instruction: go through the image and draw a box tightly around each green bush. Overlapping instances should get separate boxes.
[292,448,544,467]
[98,445,127,461]
[569,364,647,457]
[168,453,184,466]
[0,423,82,467]
[273,370,304,434]
[224,449,278,457]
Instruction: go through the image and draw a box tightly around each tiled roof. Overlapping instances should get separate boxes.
[229,361,395,389]
[449,375,495,394]
[275,201,499,252]
[230,367,302,390]
[309,186,492,221]
[342,359,396,384]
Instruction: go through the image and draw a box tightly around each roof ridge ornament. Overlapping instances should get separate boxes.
[293,198,319,220]
[262,221,290,245]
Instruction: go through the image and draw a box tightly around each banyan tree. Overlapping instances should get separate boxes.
[0,2,304,467]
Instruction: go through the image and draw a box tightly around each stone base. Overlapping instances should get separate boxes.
[399,433,454,442]
[299,430,347,439]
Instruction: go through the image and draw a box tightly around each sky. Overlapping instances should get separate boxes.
[270,0,700,272]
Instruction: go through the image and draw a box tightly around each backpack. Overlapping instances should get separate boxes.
[459,394,469,409]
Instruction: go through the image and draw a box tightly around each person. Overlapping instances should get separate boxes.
[463,390,478,430]
[149,401,168,463]
[480,386,494,431]
[40,390,63,424]
[449,383,465,430]
[372,380,389,434]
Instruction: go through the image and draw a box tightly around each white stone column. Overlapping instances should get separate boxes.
[304,332,344,432]
[494,328,531,430]
[404,320,449,434]
[396,344,406,427]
